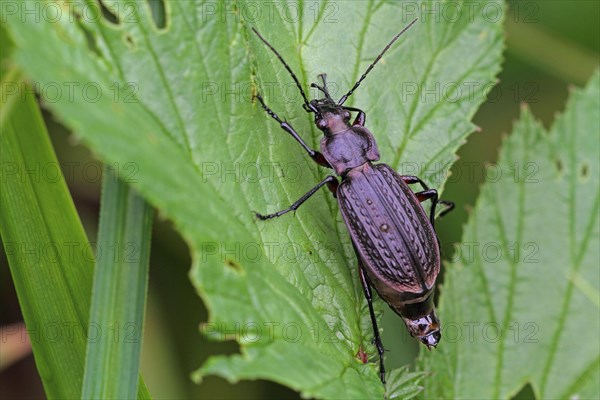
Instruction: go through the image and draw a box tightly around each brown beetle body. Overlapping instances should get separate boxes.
[252,19,453,383]
[314,97,443,348]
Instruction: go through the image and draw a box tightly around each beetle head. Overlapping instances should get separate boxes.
[310,97,351,134]
[306,74,352,135]
[402,309,441,349]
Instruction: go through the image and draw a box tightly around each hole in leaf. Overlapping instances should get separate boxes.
[555,159,563,172]
[225,258,241,271]
[74,14,101,57]
[580,163,589,178]
[146,0,167,30]
[99,0,119,24]
[123,33,136,49]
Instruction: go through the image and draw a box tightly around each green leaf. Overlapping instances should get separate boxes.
[82,166,153,399]
[0,71,150,399]
[385,366,426,399]
[3,1,503,397]
[0,72,94,399]
[1,69,93,400]
[420,71,600,399]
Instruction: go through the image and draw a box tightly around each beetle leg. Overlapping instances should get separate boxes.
[342,106,366,126]
[326,178,339,198]
[414,189,439,228]
[437,200,455,218]
[400,175,430,190]
[402,176,455,224]
[254,93,331,168]
[255,175,338,220]
[357,259,386,384]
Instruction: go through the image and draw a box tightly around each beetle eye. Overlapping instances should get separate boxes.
[317,119,328,130]
[344,111,351,120]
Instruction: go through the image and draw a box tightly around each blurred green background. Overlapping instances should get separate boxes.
[1,1,598,398]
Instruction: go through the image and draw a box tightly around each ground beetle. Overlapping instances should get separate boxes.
[252,19,454,383]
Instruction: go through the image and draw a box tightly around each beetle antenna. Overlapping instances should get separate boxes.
[338,18,418,106]
[311,74,332,100]
[252,28,316,113]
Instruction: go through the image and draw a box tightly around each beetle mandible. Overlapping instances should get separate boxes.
[252,19,454,384]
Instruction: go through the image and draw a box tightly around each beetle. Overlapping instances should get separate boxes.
[252,19,454,383]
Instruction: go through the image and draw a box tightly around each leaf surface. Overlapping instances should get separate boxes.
[421,71,600,399]
[4,1,503,397]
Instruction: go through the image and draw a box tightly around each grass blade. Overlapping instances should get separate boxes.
[82,166,153,399]
[1,70,94,398]
[0,71,151,399]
